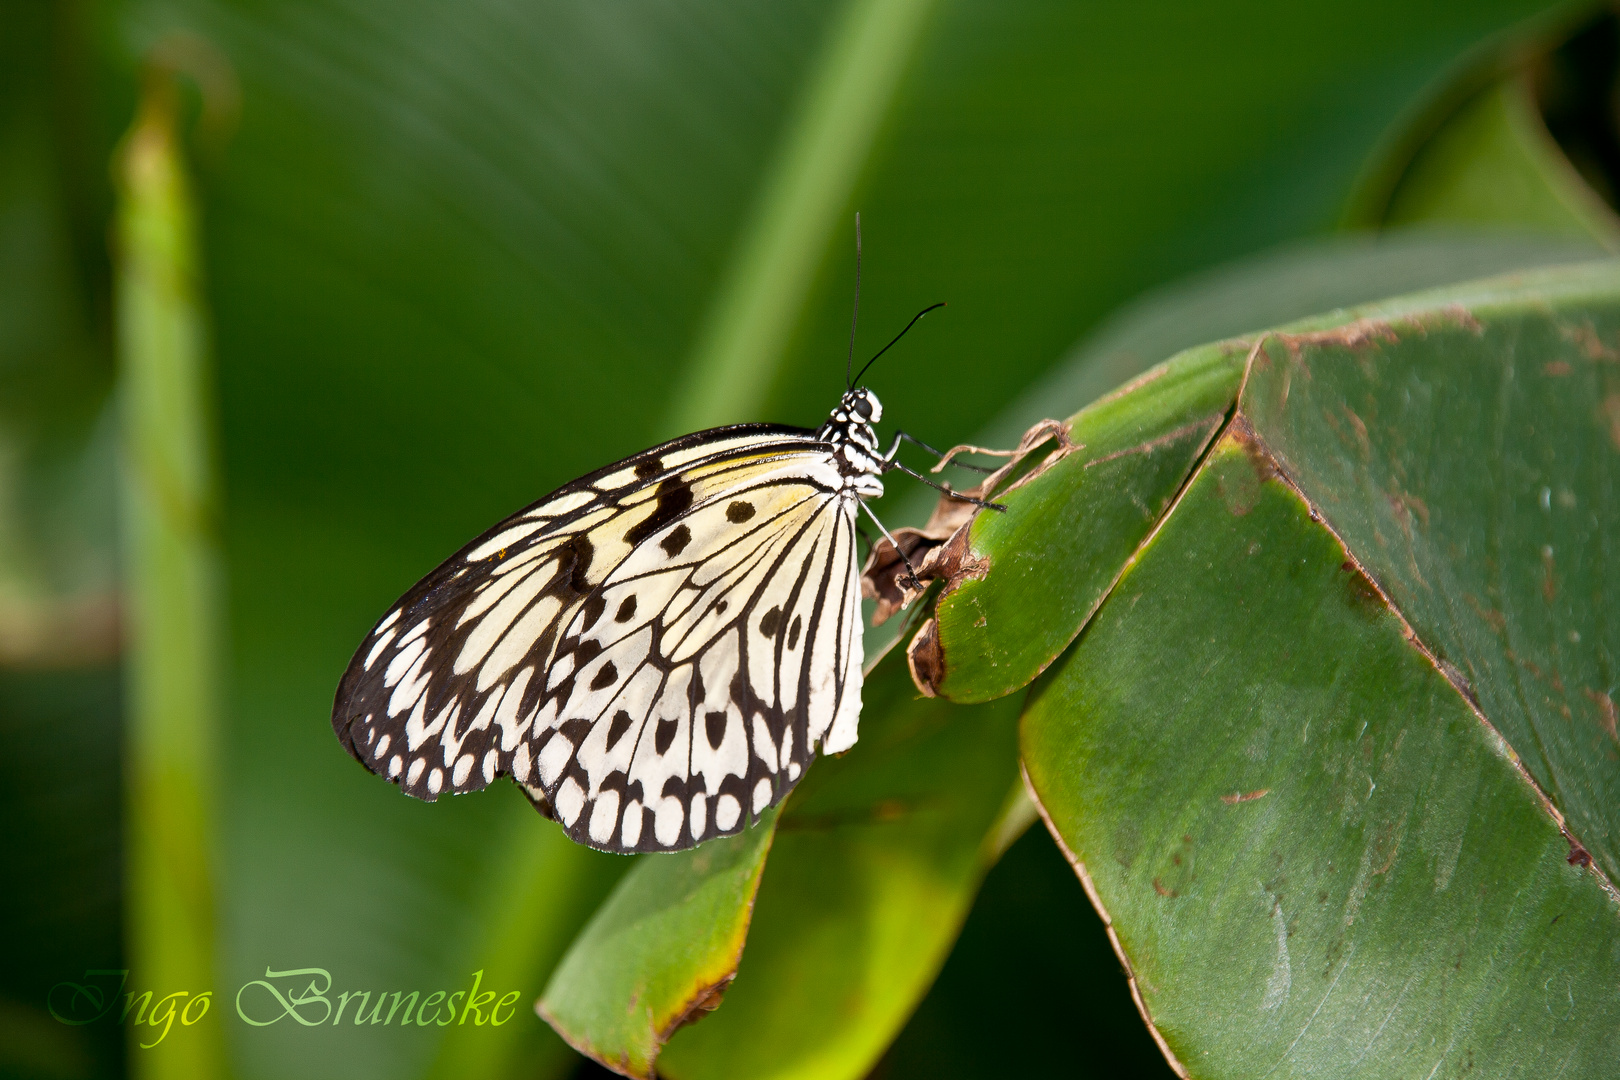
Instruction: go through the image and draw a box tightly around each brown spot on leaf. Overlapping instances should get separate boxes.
[1437,658,1479,709]
[1568,841,1593,868]
[1559,320,1619,362]
[1084,414,1223,470]
[1339,558,1384,616]
[1220,789,1270,805]
[1152,877,1179,898]
[1216,416,1278,516]
[1463,593,1506,633]
[1267,316,1401,362]
[1602,394,1620,451]
[1388,491,1429,528]
[1544,360,1572,376]
[1583,688,1619,744]
[1342,405,1370,460]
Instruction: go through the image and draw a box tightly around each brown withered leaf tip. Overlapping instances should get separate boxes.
[906,617,944,699]
[658,975,734,1041]
[860,417,1075,627]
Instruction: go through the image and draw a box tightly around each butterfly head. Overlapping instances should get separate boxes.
[820,387,883,440]
[842,386,882,424]
[818,388,886,496]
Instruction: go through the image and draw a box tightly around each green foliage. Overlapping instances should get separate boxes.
[966,264,1620,1074]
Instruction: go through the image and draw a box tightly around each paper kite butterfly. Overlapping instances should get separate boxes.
[331,227,996,854]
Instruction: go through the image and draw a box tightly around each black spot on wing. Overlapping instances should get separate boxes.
[589,661,618,692]
[661,524,692,557]
[705,709,727,750]
[726,500,755,523]
[558,716,593,746]
[607,709,634,747]
[759,606,782,638]
[625,477,694,546]
[616,595,637,622]
[634,457,663,480]
[562,535,595,594]
[787,614,802,650]
[655,716,679,755]
[580,594,607,632]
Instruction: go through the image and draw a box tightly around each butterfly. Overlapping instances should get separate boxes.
[331,234,996,854]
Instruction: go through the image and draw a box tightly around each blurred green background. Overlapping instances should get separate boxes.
[7,0,1620,1077]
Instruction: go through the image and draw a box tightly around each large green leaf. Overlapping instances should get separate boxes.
[1239,263,1620,879]
[874,229,1605,1079]
[1017,263,1620,1076]
[1024,431,1620,1076]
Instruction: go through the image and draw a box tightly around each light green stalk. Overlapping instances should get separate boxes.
[665,0,938,433]
[116,73,227,1079]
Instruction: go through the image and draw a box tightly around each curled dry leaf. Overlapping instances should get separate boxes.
[860,418,1077,628]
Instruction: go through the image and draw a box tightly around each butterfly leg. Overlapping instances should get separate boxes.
[881,430,995,472]
[883,459,1007,511]
[859,501,925,590]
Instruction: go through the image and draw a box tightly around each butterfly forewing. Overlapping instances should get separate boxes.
[331,422,863,853]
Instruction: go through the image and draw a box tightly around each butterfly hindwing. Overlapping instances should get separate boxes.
[331,423,862,852]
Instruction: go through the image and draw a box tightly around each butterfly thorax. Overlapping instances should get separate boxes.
[815,387,886,500]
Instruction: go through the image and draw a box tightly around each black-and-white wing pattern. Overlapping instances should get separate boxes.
[332,419,871,853]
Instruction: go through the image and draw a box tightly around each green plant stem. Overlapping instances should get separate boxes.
[116,72,226,1079]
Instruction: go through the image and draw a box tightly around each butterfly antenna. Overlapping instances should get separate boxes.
[845,213,862,390]
[852,301,945,387]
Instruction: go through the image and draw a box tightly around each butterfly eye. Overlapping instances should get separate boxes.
[852,396,873,420]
